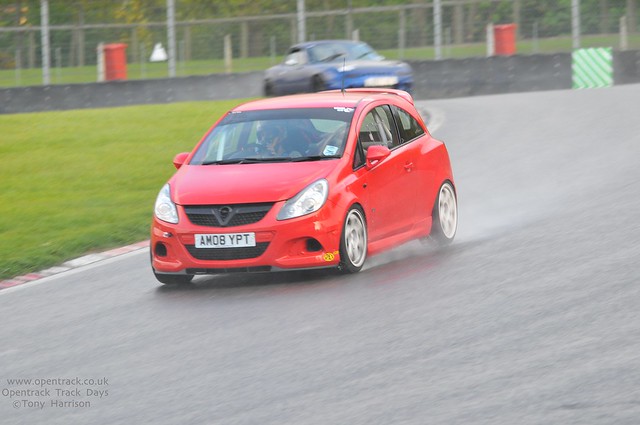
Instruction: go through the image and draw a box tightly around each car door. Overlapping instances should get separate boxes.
[390,105,434,224]
[357,105,418,242]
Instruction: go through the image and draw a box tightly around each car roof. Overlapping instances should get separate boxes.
[233,89,414,112]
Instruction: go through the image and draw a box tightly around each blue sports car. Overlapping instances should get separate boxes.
[263,40,413,96]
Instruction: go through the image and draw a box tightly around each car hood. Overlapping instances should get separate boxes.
[170,161,338,205]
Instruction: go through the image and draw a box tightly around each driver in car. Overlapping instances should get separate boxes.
[257,121,302,157]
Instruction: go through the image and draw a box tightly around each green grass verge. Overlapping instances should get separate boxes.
[0,99,253,280]
[2,33,639,88]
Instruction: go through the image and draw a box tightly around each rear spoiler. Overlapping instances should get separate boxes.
[323,88,415,105]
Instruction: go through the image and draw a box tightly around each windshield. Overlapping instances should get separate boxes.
[190,108,354,165]
[308,42,383,63]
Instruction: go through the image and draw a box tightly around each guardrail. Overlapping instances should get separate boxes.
[1,50,639,114]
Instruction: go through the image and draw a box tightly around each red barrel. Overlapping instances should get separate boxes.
[493,24,517,56]
[103,43,128,80]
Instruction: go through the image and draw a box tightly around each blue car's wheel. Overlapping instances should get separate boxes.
[312,75,326,92]
[264,81,274,97]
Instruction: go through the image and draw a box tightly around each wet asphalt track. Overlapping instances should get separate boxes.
[2,85,640,425]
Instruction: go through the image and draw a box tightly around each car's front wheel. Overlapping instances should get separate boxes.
[429,181,457,245]
[153,271,194,285]
[312,75,326,92]
[339,206,367,273]
[264,80,274,97]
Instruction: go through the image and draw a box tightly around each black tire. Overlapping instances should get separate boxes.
[429,181,458,246]
[312,75,325,92]
[338,206,368,273]
[264,81,274,97]
[153,271,194,285]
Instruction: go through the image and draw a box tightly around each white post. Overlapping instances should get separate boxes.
[270,36,276,65]
[55,46,61,82]
[97,43,105,82]
[167,0,176,77]
[297,0,306,43]
[346,0,353,39]
[224,34,232,74]
[433,0,442,60]
[40,0,50,85]
[486,23,495,57]
[620,16,628,51]
[15,49,22,86]
[572,0,581,49]
[352,29,360,42]
[398,9,406,60]
[139,44,146,79]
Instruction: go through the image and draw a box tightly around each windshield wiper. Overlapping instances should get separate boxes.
[201,158,247,165]
[203,157,297,165]
[202,156,338,165]
[290,155,340,162]
[245,157,293,162]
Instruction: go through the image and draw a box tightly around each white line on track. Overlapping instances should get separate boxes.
[0,247,149,295]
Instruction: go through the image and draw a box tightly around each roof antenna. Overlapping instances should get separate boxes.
[341,57,346,95]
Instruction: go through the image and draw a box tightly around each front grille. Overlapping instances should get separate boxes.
[185,242,270,260]
[184,203,273,228]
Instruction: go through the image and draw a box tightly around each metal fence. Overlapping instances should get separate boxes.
[0,0,638,87]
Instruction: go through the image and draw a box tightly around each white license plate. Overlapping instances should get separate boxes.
[195,233,256,248]
[364,76,399,87]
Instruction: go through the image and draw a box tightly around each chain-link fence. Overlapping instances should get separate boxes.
[1,0,638,87]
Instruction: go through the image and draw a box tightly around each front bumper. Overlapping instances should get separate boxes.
[327,74,413,93]
[151,200,343,275]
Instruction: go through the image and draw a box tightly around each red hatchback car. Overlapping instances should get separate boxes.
[151,89,457,284]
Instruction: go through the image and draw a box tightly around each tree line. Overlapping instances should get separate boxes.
[1,0,637,34]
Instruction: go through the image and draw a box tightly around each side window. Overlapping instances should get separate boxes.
[358,106,399,152]
[375,105,400,148]
[285,49,307,66]
[393,106,425,144]
[358,112,380,150]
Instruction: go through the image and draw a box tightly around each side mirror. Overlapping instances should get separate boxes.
[365,145,391,170]
[285,58,298,66]
[172,152,190,169]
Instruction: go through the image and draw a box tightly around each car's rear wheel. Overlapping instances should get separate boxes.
[339,206,367,273]
[429,181,457,245]
[153,271,194,285]
[312,75,326,92]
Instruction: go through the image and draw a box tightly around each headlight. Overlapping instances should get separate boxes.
[277,179,328,220]
[154,184,179,224]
